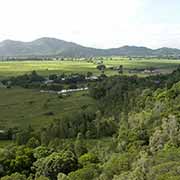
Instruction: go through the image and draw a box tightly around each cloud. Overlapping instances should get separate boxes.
[0,0,179,49]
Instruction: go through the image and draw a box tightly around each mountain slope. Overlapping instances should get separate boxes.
[0,37,180,57]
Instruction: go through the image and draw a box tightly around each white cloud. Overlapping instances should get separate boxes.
[0,0,179,49]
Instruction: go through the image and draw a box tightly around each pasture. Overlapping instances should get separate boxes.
[0,58,180,78]
[0,140,13,148]
[0,88,96,130]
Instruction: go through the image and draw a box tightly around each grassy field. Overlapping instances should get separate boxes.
[0,60,98,78]
[0,88,96,130]
[105,58,180,70]
[0,140,13,148]
[0,58,180,78]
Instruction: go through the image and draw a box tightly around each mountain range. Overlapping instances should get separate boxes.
[0,37,180,57]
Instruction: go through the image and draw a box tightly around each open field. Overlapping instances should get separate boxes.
[0,140,13,148]
[105,58,180,70]
[0,58,180,78]
[0,88,96,130]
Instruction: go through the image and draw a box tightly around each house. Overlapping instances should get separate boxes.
[143,69,161,75]
[44,80,54,84]
[108,66,114,70]
[85,76,98,80]
[0,130,5,133]
[143,69,152,74]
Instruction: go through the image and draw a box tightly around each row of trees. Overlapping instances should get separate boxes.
[2,71,99,90]
[96,64,123,74]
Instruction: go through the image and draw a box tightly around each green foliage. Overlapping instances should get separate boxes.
[78,153,99,166]
[0,145,35,176]
[101,153,131,179]
[68,164,100,180]
[7,71,45,88]
[2,63,180,179]
[27,137,40,148]
[57,173,69,180]
[1,173,26,180]
[33,146,50,159]
[34,150,78,180]
[149,115,180,152]
[74,133,88,157]
[40,107,115,142]
[16,128,33,145]
[35,175,50,180]
[96,64,106,73]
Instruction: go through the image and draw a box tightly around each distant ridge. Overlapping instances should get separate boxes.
[0,37,180,57]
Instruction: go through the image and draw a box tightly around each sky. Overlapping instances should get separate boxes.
[0,0,180,49]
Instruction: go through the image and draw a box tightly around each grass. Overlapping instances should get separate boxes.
[0,87,96,130]
[106,58,180,69]
[0,61,98,78]
[0,58,180,78]
[0,140,13,148]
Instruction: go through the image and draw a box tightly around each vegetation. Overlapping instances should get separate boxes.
[0,88,96,129]
[1,60,180,179]
[0,58,180,78]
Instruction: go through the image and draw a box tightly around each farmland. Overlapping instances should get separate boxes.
[0,58,180,78]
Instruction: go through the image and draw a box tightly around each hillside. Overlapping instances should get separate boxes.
[1,37,180,57]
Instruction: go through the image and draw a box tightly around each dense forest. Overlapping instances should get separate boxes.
[1,66,180,179]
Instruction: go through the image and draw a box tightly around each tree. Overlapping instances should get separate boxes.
[33,146,50,159]
[74,133,87,157]
[149,115,180,152]
[49,74,58,80]
[96,64,106,74]
[34,151,78,180]
[118,65,123,74]
[10,147,35,175]
[1,173,26,180]
[68,164,100,180]
[79,153,99,167]
[16,130,31,145]
[30,71,45,82]
[87,72,93,77]
[102,153,130,179]
[27,137,40,148]
[0,145,35,176]
[36,176,50,180]
[40,130,49,146]
[57,173,69,180]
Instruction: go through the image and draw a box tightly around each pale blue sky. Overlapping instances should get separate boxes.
[140,0,180,24]
[0,0,179,49]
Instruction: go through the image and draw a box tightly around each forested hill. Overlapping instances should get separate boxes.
[1,37,180,57]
